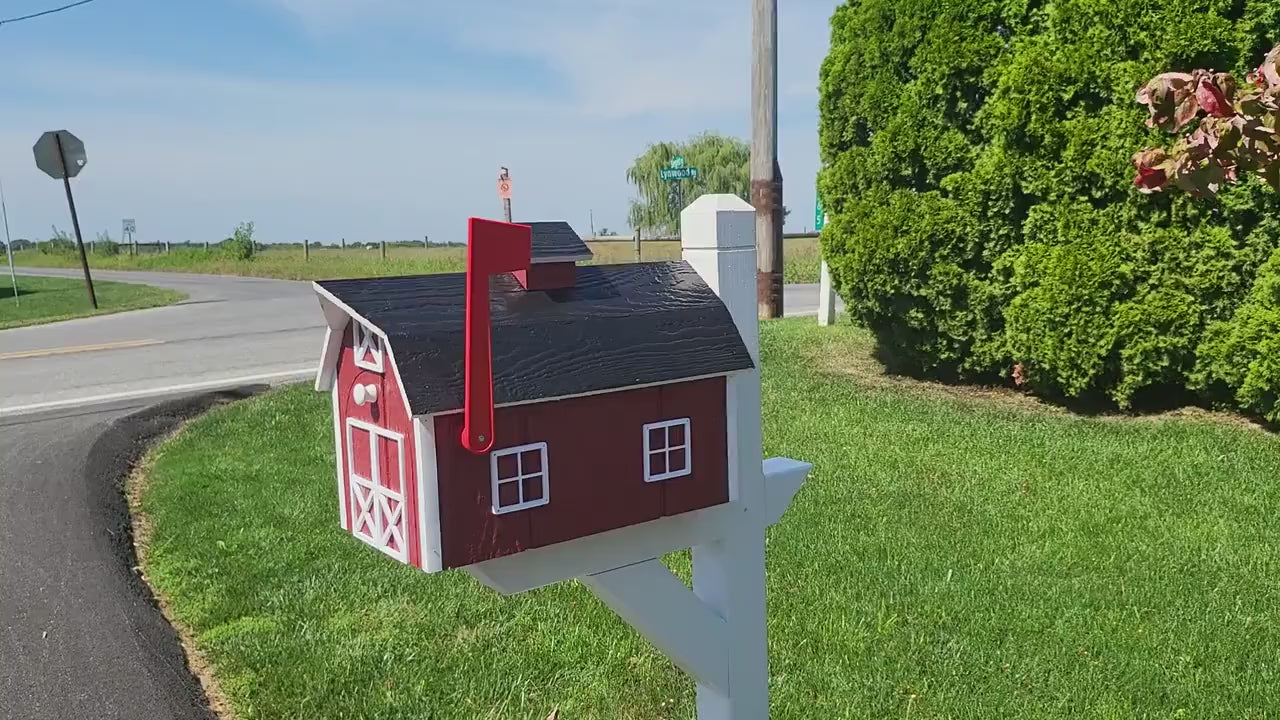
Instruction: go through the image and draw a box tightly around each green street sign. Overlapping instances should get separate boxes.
[670,155,686,169]
[660,167,699,181]
[815,196,826,231]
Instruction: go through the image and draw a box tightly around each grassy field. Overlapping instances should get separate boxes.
[14,238,822,284]
[132,319,1280,719]
[0,274,185,330]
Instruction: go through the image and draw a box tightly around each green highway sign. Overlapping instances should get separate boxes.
[815,196,826,231]
[660,167,699,181]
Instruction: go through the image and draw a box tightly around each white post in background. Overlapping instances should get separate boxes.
[818,259,835,326]
[1,178,17,306]
[682,194,770,719]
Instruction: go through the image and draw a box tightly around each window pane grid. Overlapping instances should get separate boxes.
[490,442,550,514]
[643,418,691,483]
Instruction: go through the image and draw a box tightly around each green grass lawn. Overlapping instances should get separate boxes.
[13,238,822,284]
[0,273,186,330]
[134,319,1280,719]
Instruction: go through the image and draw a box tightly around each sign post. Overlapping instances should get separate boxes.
[122,218,136,255]
[815,194,835,326]
[33,129,96,309]
[1,178,16,307]
[661,156,699,233]
[497,167,513,223]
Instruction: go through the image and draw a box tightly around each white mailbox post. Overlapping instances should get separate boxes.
[465,195,811,719]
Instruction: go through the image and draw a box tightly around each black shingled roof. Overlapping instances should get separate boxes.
[316,261,754,415]
[521,221,593,263]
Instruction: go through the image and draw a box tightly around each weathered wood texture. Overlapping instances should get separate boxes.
[432,377,729,569]
[334,322,423,568]
[751,0,783,320]
[317,261,754,415]
[520,220,593,262]
[512,261,576,291]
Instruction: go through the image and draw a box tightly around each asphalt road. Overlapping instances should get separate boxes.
[1,268,322,419]
[0,398,240,720]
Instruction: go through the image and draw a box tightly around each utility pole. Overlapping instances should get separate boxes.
[1,178,17,306]
[751,0,783,319]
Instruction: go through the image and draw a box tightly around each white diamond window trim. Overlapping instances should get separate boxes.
[490,442,550,515]
[353,321,384,373]
[643,418,692,483]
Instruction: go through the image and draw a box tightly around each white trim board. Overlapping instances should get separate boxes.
[413,417,443,573]
[332,383,348,531]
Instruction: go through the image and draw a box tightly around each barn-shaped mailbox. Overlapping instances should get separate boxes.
[313,219,756,572]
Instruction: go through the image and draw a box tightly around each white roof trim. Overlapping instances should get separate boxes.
[311,282,414,418]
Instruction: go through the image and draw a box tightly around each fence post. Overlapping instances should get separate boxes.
[380,240,387,260]
[304,238,310,261]
[634,230,641,263]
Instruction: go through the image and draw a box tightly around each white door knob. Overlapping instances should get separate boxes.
[353,383,378,406]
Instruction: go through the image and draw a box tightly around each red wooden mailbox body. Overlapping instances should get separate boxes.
[313,219,754,572]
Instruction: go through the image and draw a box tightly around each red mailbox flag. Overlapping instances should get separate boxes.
[461,217,532,454]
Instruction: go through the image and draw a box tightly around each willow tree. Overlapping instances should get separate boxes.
[626,132,751,236]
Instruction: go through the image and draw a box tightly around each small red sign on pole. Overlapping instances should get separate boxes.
[497,177,512,200]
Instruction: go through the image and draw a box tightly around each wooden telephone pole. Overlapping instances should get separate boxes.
[751,0,783,319]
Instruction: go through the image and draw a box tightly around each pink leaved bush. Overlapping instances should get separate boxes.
[1133,44,1280,196]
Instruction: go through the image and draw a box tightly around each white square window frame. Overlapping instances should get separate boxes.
[643,418,692,483]
[352,321,384,373]
[490,441,550,515]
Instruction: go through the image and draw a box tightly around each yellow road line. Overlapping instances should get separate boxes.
[0,338,163,361]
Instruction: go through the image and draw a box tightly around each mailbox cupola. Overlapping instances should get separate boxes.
[513,221,592,291]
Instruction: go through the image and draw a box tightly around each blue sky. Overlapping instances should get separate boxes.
[0,0,839,245]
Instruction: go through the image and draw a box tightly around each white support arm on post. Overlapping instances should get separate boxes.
[582,559,730,696]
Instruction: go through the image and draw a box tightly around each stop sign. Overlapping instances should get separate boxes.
[33,130,87,180]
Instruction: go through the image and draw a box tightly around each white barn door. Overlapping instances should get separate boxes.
[345,418,408,563]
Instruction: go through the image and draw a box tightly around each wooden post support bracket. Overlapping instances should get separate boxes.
[466,195,812,720]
